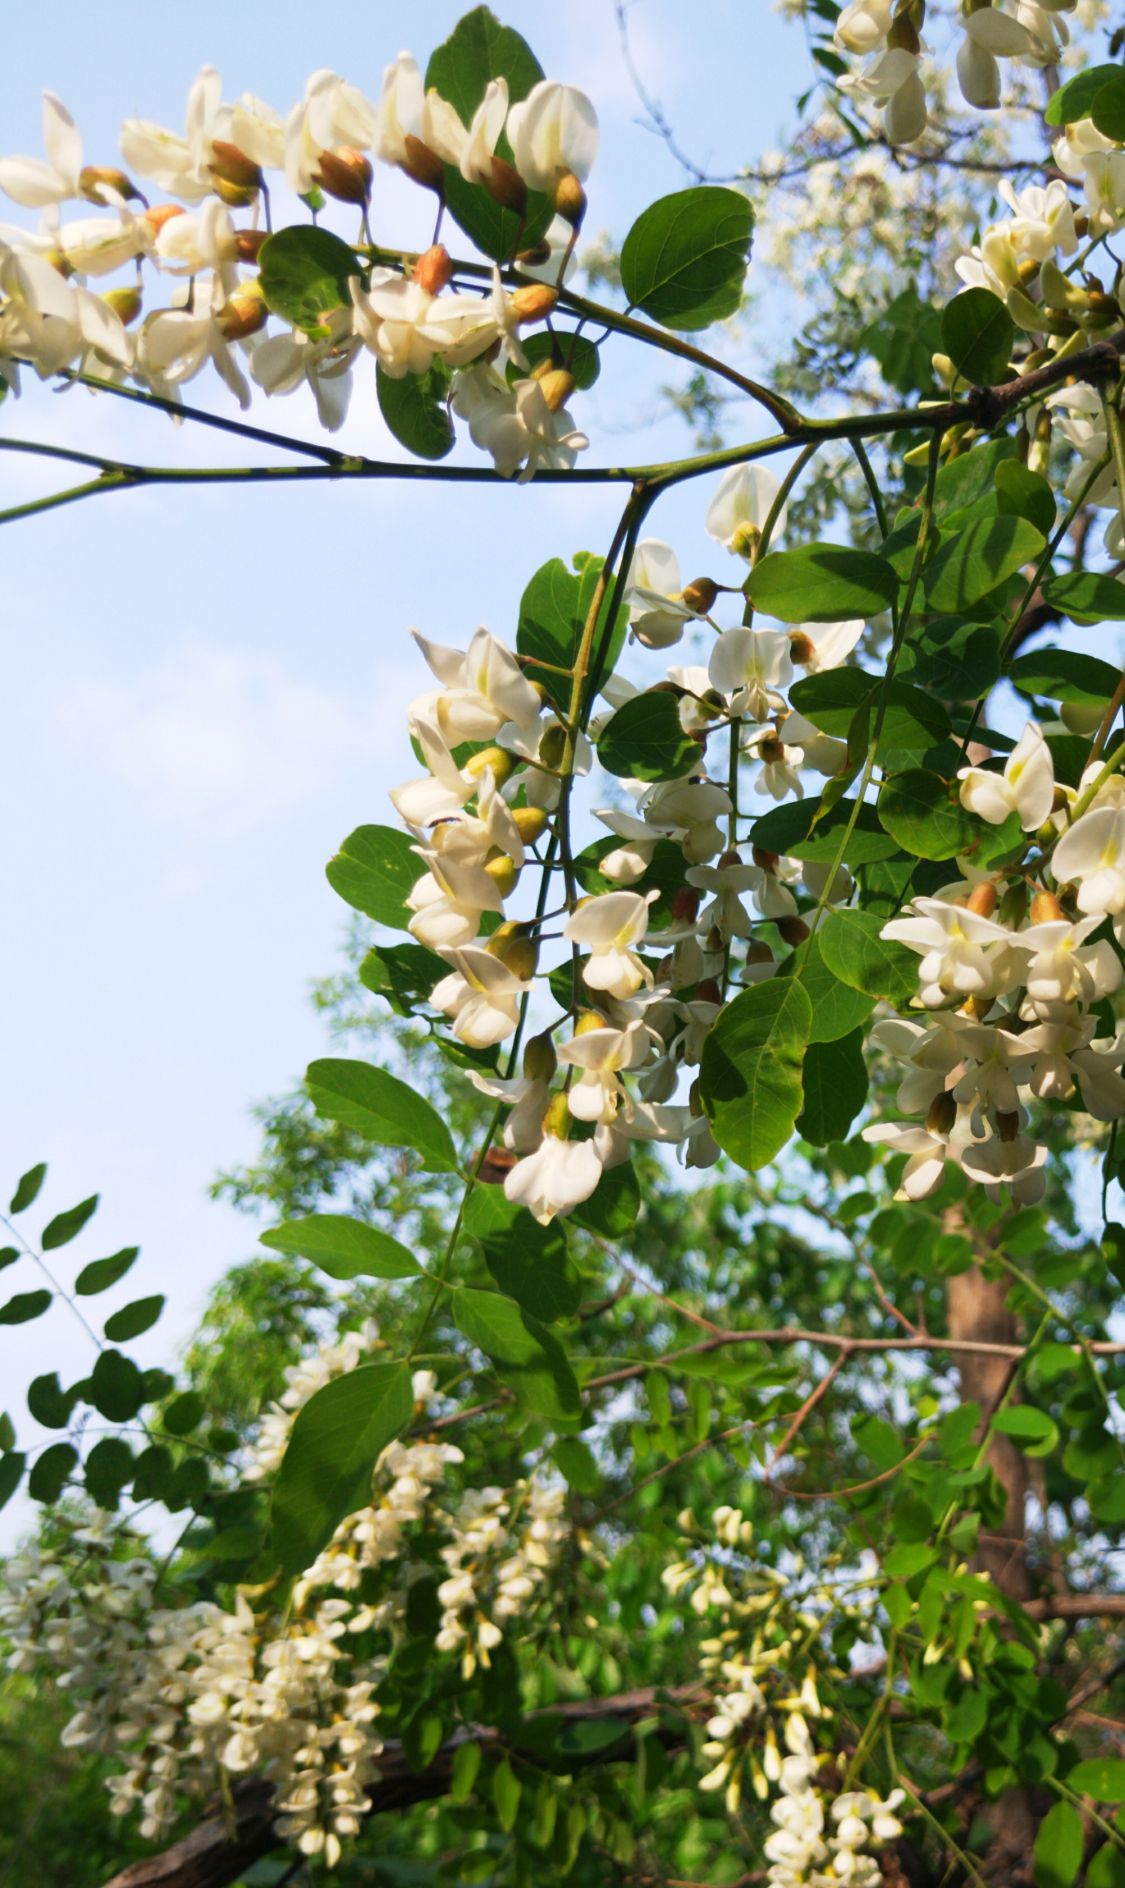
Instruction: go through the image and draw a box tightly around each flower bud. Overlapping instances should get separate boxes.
[484,155,528,215]
[543,1091,573,1139]
[463,745,514,785]
[79,164,142,205]
[510,283,557,323]
[1061,700,1104,736]
[401,135,447,191]
[729,522,760,559]
[927,1091,957,1136]
[102,285,142,326]
[487,921,539,979]
[695,977,723,1005]
[553,169,587,228]
[574,1008,607,1037]
[1030,889,1065,923]
[483,852,519,898]
[746,940,774,967]
[412,244,453,296]
[523,1032,557,1082]
[789,630,816,666]
[511,805,549,844]
[681,577,719,616]
[209,141,264,192]
[315,146,373,206]
[751,847,777,872]
[539,724,568,771]
[218,285,268,341]
[144,204,185,237]
[671,887,701,924]
[211,175,259,209]
[516,239,553,268]
[888,0,923,53]
[965,880,997,919]
[477,1146,517,1185]
[777,915,810,947]
[531,364,576,413]
[236,228,269,264]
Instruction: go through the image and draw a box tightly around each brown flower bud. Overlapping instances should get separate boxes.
[401,135,446,191]
[102,286,143,326]
[532,365,576,413]
[680,577,719,616]
[539,724,567,771]
[412,243,453,295]
[965,881,997,919]
[789,630,816,666]
[671,887,702,924]
[511,805,549,844]
[695,977,723,1005]
[211,174,259,209]
[217,287,268,341]
[510,283,557,323]
[143,204,185,237]
[477,1146,517,1185]
[483,852,520,898]
[1030,890,1065,923]
[751,847,778,872]
[79,164,142,205]
[777,915,810,947]
[746,940,774,967]
[574,1008,608,1037]
[235,228,269,264]
[485,155,529,215]
[209,141,263,192]
[927,1090,957,1136]
[315,145,373,206]
[516,240,553,268]
[487,922,539,979]
[554,169,587,228]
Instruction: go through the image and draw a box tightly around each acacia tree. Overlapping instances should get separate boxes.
[3,7,1125,1885]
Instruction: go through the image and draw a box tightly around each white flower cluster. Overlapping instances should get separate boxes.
[834,1,1078,144]
[663,1507,903,1880]
[0,1330,568,1868]
[390,462,866,1224]
[0,59,598,474]
[865,722,1125,1204]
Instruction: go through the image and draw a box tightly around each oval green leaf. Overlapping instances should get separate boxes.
[307,1058,459,1173]
[259,225,361,336]
[103,1295,166,1342]
[9,1163,46,1214]
[596,690,699,782]
[377,360,454,462]
[878,770,975,862]
[818,906,918,1007]
[271,1361,414,1575]
[452,1288,581,1419]
[620,186,754,331]
[41,1194,98,1251]
[941,288,1015,386]
[745,543,898,622]
[260,1214,423,1281]
[326,824,421,930]
[75,1246,139,1296]
[699,978,813,1171]
[924,516,1044,612]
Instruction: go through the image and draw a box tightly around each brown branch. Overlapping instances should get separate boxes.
[766,1346,852,1477]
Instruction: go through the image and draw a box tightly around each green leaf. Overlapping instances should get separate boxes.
[991,1406,1059,1457]
[858,286,942,397]
[465,1189,582,1323]
[426,9,551,262]
[875,684,951,767]
[271,1362,414,1576]
[74,1246,139,1295]
[596,691,699,782]
[924,516,1044,612]
[517,555,625,712]
[878,770,975,862]
[258,225,361,336]
[359,942,446,1017]
[819,907,918,1006]
[1068,1758,1125,1802]
[40,1194,98,1250]
[492,1756,522,1832]
[783,931,875,1044]
[995,460,1055,535]
[307,1058,459,1173]
[751,796,899,866]
[87,1350,146,1423]
[0,1248,17,1273]
[1009,648,1122,707]
[700,979,812,1172]
[1088,1840,1125,1888]
[28,1442,77,1504]
[1034,1800,1084,1888]
[0,1451,24,1510]
[326,825,421,931]
[520,330,600,389]
[103,1295,165,1342]
[797,1028,868,1147]
[1044,62,1121,127]
[897,615,1003,700]
[0,1289,51,1324]
[569,1159,640,1237]
[9,1163,46,1214]
[554,1436,599,1493]
[162,1391,205,1437]
[789,668,875,735]
[452,1289,581,1419]
[620,186,753,331]
[261,1214,422,1281]
[1042,570,1125,624]
[84,1436,134,1508]
[377,360,454,461]
[932,438,1018,521]
[941,288,1015,385]
[883,1542,937,1579]
[451,1739,482,1803]
[27,1373,77,1429]
[745,543,898,622]
[1092,71,1125,140]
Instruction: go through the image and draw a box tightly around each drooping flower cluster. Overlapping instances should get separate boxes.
[0,1329,568,1868]
[390,461,866,1223]
[834,1,1079,144]
[0,60,598,475]
[865,723,1125,1204]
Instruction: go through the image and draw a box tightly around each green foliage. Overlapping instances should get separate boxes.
[941,287,1015,385]
[271,1361,414,1573]
[258,225,361,335]
[517,553,625,710]
[700,979,813,1170]
[745,543,898,621]
[377,360,455,461]
[326,824,421,930]
[425,8,552,259]
[596,689,699,781]
[923,514,1044,611]
[8,1162,46,1213]
[306,1057,460,1172]
[261,1212,424,1279]
[620,186,754,331]
[40,1195,98,1250]
[452,1287,581,1416]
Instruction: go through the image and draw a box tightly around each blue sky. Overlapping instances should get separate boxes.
[0,2,816,1537]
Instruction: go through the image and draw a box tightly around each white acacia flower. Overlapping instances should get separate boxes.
[1018,912,1120,1011]
[960,1127,1047,1204]
[881,897,1015,1006]
[136,288,251,410]
[708,627,793,721]
[1053,805,1125,916]
[451,363,588,481]
[685,858,760,940]
[861,1119,960,1201]
[958,721,1054,832]
[641,779,732,862]
[503,1131,603,1223]
[372,54,466,174]
[565,890,658,999]
[251,312,358,433]
[742,724,804,801]
[706,463,786,556]
[285,70,377,195]
[997,177,1077,263]
[120,67,224,202]
[469,1068,553,1152]
[506,81,599,193]
[0,250,131,378]
[788,618,864,674]
[351,272,443,379]
[834,0,893,54]
[624,539,699,649]
[429,945,531,1048]
[58,208,151,277]
[460,79,508,186]
[839,47,926,145]
[557,1019,653,1123]
[0,92,82,207]
[413,625,542,744]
